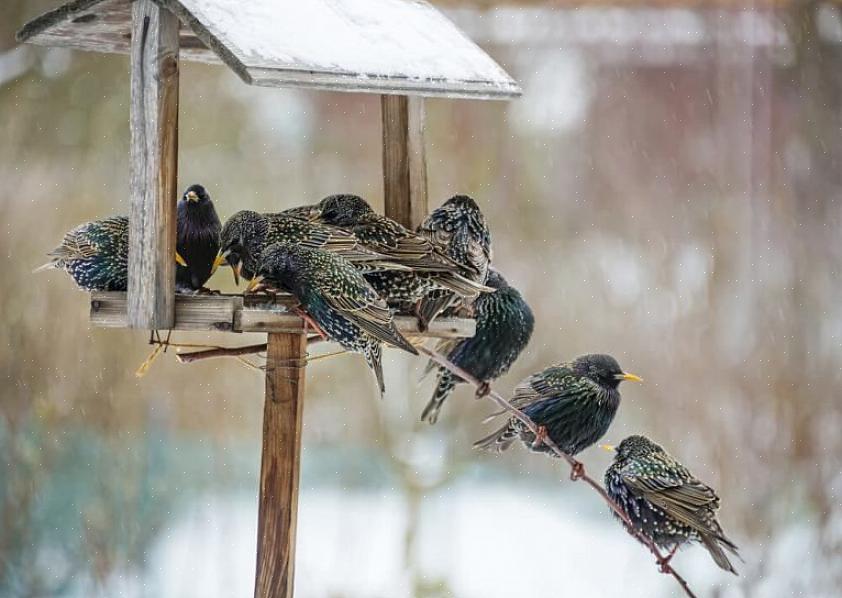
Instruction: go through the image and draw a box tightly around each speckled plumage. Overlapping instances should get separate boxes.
[37,216,129,291]
[416,194,493,327]
[474,354,637,455]
[421,270,533,424]
[605,435,741,574]
[312,194,490,307]
[253,243,418,395]
[219,210,397,283]
[176,184,221,292]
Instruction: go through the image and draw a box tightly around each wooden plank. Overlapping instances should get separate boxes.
[255,332,307,598]
[127,0,179,329]
[382,95,428,229]
[89,292,476,338]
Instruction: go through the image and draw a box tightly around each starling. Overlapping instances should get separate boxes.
[309,194,490,308]
[416,194,493,328]
[248,243,419,395]
[36,216,130,291]
[176,184,221,293]
[604,435,741,574]
[473,354,642,456]
[217,210,399,285]
[421,270,534,424]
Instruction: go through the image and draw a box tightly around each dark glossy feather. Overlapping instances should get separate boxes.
[176,185,221,291]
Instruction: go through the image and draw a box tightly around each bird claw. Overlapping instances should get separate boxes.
[531,425,548,449]
[475,381,491,399]
[569,460,585,481]
[657,547,678,573]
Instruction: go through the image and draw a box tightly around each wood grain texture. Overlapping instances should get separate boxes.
[382,95,428,229]
[127,0,179,329]
[255,332,307,598]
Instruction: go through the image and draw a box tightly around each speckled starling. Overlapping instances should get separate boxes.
[604,435,741,574]
[176,184,221,292]
[473,354,642,455]
[249,243,419,395]
[421,270,533,424]
[416,194,493,328]
[217,210,399,286]
[309,194,490,308]
[36,216,130,291]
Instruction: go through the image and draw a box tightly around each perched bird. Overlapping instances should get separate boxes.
[416,194,492,328]
[309,194,490,308]
[176,184,221,293]
[421,270,534,424]
[35,216,130,291]
[604,435,741,574]
[248,243,419,395]
[473,354,641,457]
[216,210,399,285]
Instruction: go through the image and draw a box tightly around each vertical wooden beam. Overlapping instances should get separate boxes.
[255,332,307,598]
[381,95,428,229]
[128,0,179,329]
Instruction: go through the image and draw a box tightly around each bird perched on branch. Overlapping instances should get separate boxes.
[603,435,741,574]
[35,216,130,291]
[308,194,491,310]
[416,194,492,329]
[216,210,400,286]
[473,354,641,459]
[421,270,533,424]
[176,184,221,293]
[247,243,418,395]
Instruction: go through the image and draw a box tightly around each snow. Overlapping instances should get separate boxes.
[178,0,518,92]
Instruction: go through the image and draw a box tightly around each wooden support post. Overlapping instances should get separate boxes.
[381,95,428,228]
[255,332,307,598]
[128,0,179,329]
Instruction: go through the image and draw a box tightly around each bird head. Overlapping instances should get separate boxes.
[246,243,299,292]
[217,210,268,285]
[183,184,211,204]
[484,269,508,290]
[312,194,374,227]
[572,354,643,390]
[442,194,481,213]
[608,435,664,461]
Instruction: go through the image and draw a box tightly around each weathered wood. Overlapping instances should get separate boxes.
[127,0,179,329]
[17,0,521,100]
[255,332,307,598]
[89,292,477,338]
[382,95,428,229]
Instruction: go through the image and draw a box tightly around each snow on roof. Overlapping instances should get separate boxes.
[17,0,521,100]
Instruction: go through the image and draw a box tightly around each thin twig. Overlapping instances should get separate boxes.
[418,346,699,598]
[174,336,322,364]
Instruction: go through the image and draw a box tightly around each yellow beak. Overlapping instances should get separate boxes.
[306,206,322,222]
[232,262,242,286]
[211,250,229,275]
[618,372,643,383]
[175,252,187,267]
[599,444,616,452]
[246,274,264,293]
[186,190,199,202]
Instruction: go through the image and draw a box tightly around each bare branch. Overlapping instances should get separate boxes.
[418,345,699,598]
[174,336,322,363]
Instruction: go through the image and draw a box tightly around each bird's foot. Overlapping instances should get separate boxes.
[657,547,678,573]
[531,425,548,449]
[569,459,586,481]
[197,287,221,295]
[294,307,328,340]
[475,381,491,399]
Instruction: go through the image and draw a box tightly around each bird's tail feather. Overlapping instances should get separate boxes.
[367,344,386,398]
[702,534,740,575]
[417,291,456,331]
[472,424,517,453]
[420,372,455,424]
[434,273,493,298]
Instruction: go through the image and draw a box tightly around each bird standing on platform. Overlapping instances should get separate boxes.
[421,270,533,424]
[603,435,741,574]
[473,354,642,470]
[248,243,419,396]
[307,194,491,313]
[176,184,221,293]
[416,194,492,329]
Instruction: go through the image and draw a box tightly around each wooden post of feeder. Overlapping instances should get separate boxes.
[381,95,428,227]
[127,0,179,329]
[255,332,307,598]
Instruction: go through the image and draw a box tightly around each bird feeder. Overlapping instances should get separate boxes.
[18,1,520,595]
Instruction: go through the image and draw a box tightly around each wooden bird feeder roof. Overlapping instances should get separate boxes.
[18,0,521,99]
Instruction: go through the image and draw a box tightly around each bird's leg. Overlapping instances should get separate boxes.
[657,546,678,573]
[198,286,221,296]
[294,307,328,341]
[531,425,548,449]
[474,381,491,399]
[413,300,429,332]
[569,459,586,481]
[163,329,172,352]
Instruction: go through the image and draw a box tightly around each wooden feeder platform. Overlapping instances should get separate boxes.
[18,1,518,596]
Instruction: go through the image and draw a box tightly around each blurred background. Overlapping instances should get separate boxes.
[2,1,841,597]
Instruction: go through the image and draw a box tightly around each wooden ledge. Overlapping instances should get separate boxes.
[89,292,476,339]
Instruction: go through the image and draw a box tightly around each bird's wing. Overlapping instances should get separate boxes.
[478,366,588,422]
[355,220,461,272]
[623,468,725,537]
